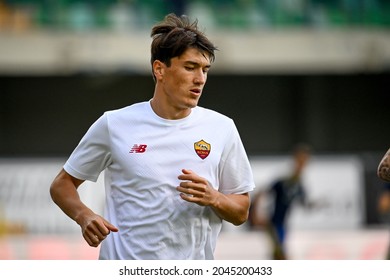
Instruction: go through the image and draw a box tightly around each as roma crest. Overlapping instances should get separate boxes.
[194,139,211,160]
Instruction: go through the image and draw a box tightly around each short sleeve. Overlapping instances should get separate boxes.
[64,113,112,182]
[218,122,255,194]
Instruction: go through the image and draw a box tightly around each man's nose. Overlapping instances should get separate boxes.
[194,70,206,84]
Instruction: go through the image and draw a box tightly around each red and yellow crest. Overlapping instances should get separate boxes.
[194,139,211,160]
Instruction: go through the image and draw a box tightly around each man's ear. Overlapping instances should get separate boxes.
[153,60,164,80]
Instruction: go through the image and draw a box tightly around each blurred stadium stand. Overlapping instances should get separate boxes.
[1,0,390,259]
[0,0,389,31]
[0,0,389,74]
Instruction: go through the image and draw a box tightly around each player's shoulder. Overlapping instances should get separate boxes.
[104,101,148,117]
[195,106,233,123]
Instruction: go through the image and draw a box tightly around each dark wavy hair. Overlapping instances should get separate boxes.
[150,13,218,77]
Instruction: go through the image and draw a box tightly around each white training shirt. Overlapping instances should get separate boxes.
[64,101,255,260]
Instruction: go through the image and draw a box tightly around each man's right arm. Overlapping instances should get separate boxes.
[50,168,86,222]
[50,169,118,247]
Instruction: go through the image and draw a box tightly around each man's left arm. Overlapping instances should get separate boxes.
[177,169,250,225]
[209,192,250,225]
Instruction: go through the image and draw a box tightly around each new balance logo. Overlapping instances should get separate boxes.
[129,144,147,153]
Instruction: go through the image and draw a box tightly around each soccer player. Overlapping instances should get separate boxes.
[378,148,390,182]
[49,13,255,260]
[377,148,390,259]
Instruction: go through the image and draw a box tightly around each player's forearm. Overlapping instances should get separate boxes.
[211,193,250,226]
[50,174,90,225]
[378,148,390,182]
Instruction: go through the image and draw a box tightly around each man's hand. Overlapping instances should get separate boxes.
[176,168,217,206]
[77,210,119,247]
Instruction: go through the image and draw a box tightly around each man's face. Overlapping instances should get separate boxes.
[294,151,310,173]
[157,48,211,113]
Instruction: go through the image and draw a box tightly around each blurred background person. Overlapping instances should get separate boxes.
[249,143,318,259]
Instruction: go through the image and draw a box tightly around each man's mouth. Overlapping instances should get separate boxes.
[190,88,201,94]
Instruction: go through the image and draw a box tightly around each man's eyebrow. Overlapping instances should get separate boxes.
[184,61,211,68]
